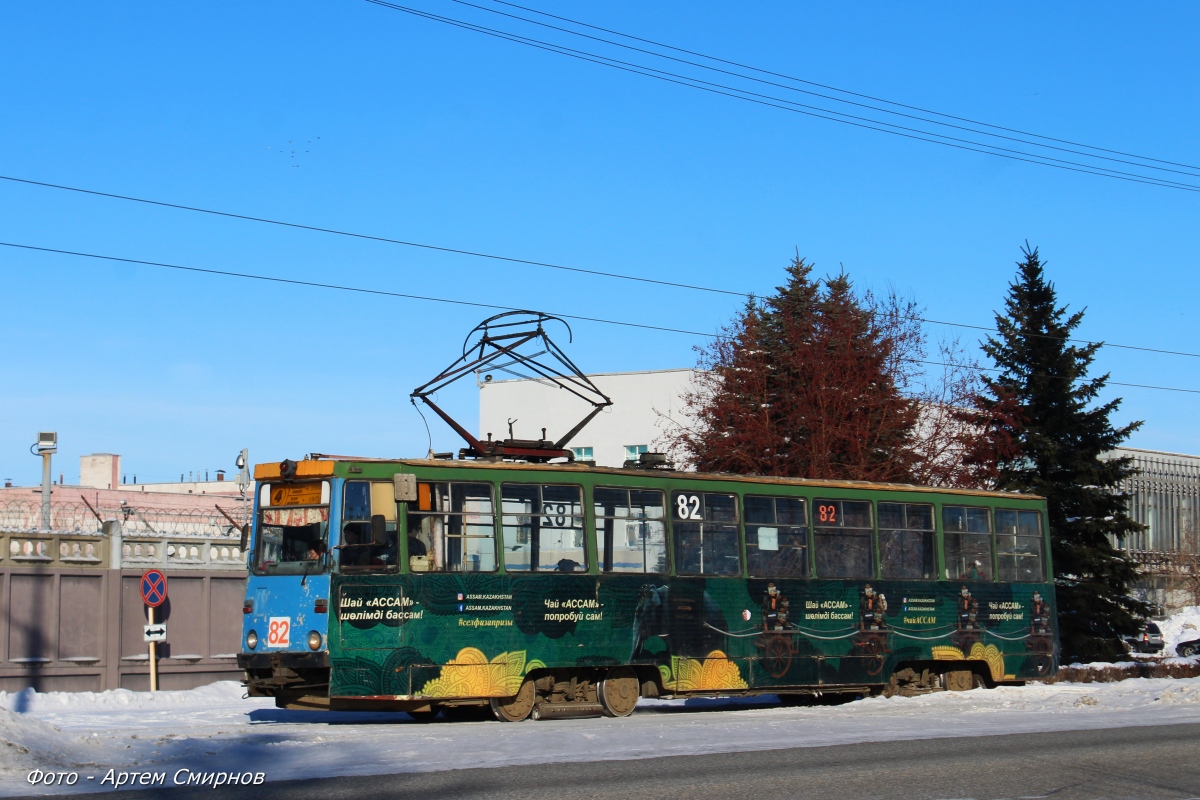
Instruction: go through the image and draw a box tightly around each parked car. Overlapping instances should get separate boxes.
[1123,622,1165,654]
[1177,637,1200,658]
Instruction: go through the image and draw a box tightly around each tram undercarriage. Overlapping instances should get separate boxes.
[243,658,1016,720]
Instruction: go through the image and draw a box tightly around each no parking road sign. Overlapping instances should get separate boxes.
[141,569,168,608]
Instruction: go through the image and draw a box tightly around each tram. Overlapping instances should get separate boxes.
[237,454,1058,720]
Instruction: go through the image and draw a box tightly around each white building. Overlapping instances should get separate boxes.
[79,453,243,496]
[479,368,698,467]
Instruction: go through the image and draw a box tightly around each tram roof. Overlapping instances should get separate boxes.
[260,456,1043,501]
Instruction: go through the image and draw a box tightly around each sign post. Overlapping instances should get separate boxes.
[140,569,167,692]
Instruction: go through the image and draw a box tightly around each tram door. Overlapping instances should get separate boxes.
[335,481,405,654]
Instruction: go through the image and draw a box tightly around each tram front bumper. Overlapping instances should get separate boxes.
[238,651,330,671]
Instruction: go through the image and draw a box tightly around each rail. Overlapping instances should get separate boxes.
[0,499,249,571]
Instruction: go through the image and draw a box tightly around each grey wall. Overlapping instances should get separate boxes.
[0,567,246,693]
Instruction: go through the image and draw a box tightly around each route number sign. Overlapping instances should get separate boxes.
[267,617,291,647]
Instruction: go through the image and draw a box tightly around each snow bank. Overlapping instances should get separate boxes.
[1161,605,1200,654]
[0,704,97,775]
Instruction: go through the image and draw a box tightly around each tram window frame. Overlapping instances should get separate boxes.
[339,481,400,573]
[994,509,1045,582]
[942,505,994,581]
[593,487,668,574]
[813,499,874,579]
[878,502,936,580]
[670,491,742,577]
[744,495,809,578]
[253,480,331,576]
[405,482,498,573]
[501,483,588,573]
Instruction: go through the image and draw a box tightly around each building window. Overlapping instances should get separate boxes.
[571,446,594,461]
[625,444,649,461]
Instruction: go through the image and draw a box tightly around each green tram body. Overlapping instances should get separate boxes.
[242,458,1058,717]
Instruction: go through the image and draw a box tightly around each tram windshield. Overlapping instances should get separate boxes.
[253,481,331,576]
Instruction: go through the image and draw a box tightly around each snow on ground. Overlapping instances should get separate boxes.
[1162,605,1200,654]
[3,676,1200,796]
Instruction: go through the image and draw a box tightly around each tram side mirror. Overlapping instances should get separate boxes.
[239,524,250,551]
[393,473,417,503]
[371,514,387,546]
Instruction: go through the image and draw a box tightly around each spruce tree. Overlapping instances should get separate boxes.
[980,245,1148,663]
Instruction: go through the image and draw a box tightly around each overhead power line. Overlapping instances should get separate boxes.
[0,241,712,338]
[473,0,1200,175]
[2,172,1196,360]
[0,174,739,298]
[363,1,1200,194]
[3,239,1199,396]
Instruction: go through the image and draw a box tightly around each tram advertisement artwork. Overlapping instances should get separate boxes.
[327,571,1050,696]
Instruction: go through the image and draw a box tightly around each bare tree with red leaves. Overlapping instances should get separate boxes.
[660,256,1004,488]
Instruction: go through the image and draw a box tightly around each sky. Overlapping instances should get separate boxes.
[1,1,1197,485]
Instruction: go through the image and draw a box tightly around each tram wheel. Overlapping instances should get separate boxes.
[490,679,536,722]
[944,670,979,692]
[598,667,640,718]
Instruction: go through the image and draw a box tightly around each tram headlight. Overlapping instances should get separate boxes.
[307,631,322,651]
[246,630,258,650]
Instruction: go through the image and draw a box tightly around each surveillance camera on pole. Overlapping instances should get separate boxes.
[235,449,250,493]
[32,432,57,531]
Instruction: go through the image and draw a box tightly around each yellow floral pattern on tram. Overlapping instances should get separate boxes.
[931,643,1013,681]
[659,650,748,692]
[419,647,533,698]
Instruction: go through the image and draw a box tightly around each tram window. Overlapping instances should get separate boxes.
[593,487,667,573]
[942,506,993,581]
[813,499,873,579]
[878,502,935,580]
[744,495,808,578]
[340,481,399,572]
[501,484,586,572]
[671,491,741,576]
[995,509,1045,582]
[254,480,331,576]
[405,482,496,573]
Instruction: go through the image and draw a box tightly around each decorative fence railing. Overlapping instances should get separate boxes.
[1,499,250,571]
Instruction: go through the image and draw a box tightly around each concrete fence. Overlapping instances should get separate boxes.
[1,508,248,693]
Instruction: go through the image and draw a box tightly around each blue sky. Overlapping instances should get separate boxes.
[2,1,1197,484]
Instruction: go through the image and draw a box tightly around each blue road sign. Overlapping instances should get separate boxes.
[141,569,168,608]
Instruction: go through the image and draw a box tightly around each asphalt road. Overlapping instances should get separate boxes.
[15,722,1200,800]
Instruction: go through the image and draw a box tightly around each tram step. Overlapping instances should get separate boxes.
[531,702,603,720]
